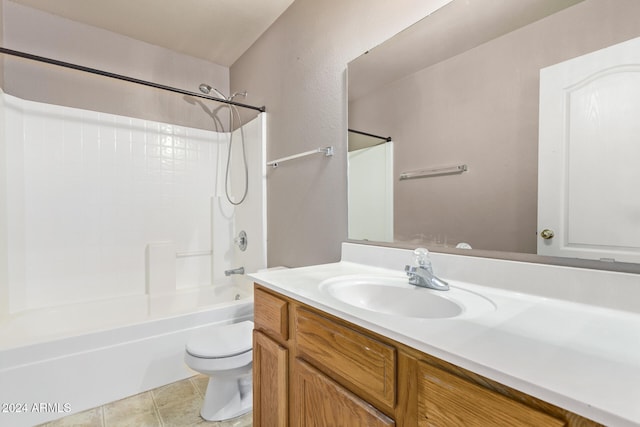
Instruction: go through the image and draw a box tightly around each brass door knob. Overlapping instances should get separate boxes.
[540,229,555,240]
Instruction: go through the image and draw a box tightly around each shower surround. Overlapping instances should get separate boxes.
[0,90,266,426]
[2,91,265,313]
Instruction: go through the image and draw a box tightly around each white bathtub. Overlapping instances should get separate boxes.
[0,284,253,427]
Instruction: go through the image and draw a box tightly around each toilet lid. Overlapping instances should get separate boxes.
[186,320,254,358]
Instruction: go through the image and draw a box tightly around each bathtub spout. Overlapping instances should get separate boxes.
[225,267,245,276]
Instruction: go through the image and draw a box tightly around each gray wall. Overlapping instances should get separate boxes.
[231,0,452,267]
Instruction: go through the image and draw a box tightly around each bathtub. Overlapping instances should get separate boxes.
[0,284,253,427]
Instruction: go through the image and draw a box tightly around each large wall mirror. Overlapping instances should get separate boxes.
[347,0,640,272]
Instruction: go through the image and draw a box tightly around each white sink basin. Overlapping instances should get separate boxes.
[319,275,495,319]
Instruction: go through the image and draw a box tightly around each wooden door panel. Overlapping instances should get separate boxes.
[293,359,395,427]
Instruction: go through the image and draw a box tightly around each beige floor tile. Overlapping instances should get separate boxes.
[152,378,200,409]
[45,407,104,427]
[156,395,204,426]
[37,377,251,427]
[168,409,253,427]
[103,391,154,417]
[104,410,161,427]
[219,412,252,427]
[190,374,209,397]
[103,392,160,427]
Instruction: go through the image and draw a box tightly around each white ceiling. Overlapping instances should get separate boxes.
[8,0,295,66]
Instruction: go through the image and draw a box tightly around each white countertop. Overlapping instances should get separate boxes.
[250,253,640,427]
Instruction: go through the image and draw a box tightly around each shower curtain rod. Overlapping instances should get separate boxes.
[0,47,266,113]
[348,128,392,142]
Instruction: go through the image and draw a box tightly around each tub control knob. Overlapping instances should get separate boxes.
[234,231,248,251]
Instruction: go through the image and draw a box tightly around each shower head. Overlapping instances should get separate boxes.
[198,83,227,100]
[198,83,212,94]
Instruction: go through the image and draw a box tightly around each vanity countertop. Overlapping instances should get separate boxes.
[251,258,640,427]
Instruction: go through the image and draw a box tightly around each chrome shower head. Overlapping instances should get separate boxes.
[198,83,212,94]
[198,83,228,100]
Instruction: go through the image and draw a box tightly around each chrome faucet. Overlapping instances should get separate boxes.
[224,267,245,276]
[405,248,449,291]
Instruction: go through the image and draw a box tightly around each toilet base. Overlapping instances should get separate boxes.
[200,368,253,422]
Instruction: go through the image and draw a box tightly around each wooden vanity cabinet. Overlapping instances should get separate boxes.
[253,287,289,426]
[253,284,601,427]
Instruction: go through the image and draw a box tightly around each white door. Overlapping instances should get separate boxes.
[538,36,640,263]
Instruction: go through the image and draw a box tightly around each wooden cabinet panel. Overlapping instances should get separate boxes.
[293,358,395,427]
[253,331,288,427]
[253,284,598,427]
[418,362,566,427]
[255,287,289,342]
[295,307,396,408]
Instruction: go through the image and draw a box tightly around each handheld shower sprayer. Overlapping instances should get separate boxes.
[198,83,249,206]
[198,83,229,100]
[198,83,212,94]
[198,84,247,102]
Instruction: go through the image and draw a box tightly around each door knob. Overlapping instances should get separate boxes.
[540,229,555,240]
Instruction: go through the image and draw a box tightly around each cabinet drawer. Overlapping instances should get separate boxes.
[418,362,566,427]
[295,307,396,407]
[254,286,288,342]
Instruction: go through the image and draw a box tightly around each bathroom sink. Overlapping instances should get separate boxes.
[319,275,495,319]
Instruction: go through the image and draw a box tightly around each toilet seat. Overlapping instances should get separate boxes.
[186,320,254,359]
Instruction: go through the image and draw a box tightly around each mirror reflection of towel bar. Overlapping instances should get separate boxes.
[400,164,467,180]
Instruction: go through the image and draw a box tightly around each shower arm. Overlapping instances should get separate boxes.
[0,46,265,113]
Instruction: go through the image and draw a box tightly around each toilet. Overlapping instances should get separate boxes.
[184,320,254,421]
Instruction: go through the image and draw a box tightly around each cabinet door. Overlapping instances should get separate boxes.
[254,331,288,427]
[293,359,395,427]
[418,362,565,427]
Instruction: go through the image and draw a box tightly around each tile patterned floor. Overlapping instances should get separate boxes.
[38,375,252,427]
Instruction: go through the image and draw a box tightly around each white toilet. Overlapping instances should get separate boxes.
[184,320,254,421]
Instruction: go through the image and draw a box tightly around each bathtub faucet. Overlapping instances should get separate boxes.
[225,267,245,276]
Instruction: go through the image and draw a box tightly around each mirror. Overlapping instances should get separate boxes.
[347,0,640,271]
